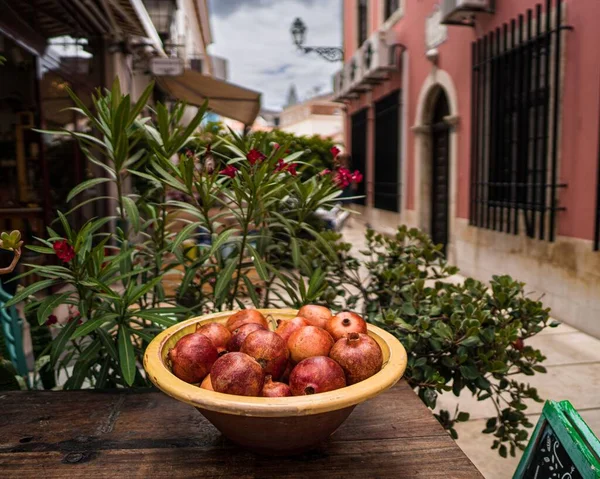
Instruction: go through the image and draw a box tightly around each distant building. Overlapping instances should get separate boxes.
[279,93,344,142]
[333,0,600,338]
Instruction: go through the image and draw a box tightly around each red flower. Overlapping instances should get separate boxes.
[275,159,298,176]
[68,315,82,325]
[319,169,331,176]
[185,149,194,158]
[275,159,286,172]
[53,240,75,263]
[255,286,263,296]
[246,149,266,165]
[330,146,340,158]
[351,170,363,183]
[219,165,238,178]
[272,143,280,150]
[45,314,58,326]
[287,163,298,176]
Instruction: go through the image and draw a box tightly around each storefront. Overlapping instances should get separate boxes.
[334,0,600,338]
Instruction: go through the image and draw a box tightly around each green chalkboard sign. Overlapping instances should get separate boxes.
[514,401,600,479]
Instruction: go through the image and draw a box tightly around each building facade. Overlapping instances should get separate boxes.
[334,0,600,337]
[280,93,344,142]
[0,0,260,278]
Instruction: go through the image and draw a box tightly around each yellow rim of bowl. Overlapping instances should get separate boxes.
[144,308,408,417]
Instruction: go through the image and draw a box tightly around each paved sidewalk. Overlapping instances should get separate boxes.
[341,219,600,479]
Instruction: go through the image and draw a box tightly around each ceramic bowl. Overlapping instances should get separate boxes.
[144,308,407,455]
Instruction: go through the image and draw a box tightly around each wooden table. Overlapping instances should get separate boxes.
[0,381,483,478]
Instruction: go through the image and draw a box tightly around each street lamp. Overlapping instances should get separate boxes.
[290,17,343,63]
[144,0,177,40]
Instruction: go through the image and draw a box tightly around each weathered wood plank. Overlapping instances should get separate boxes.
[0,381,483,478]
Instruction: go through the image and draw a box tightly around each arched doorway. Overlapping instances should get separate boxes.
[430,91,450,254]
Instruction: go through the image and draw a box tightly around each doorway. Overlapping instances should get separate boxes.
[430,91,450,254]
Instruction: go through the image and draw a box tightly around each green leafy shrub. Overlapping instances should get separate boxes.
[318,226,554,458]
[6,80,342,389]
[187,123,339,181]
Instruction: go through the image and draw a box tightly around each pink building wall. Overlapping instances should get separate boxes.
[342,0,600,241]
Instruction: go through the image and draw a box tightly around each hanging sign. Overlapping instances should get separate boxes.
[513,400,600,479]
[150,57,184,76]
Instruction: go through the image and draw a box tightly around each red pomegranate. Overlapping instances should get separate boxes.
[297,305,332,329]
[225,309,268,332]
[240,329,289,379]
[196,322,232,352]
[329,332,383,385]
[279,362,292,384]
[200,374,214,391]
[211,352,265,396]
[288,326,334,364]
[289,356,346,395]
[326,311,367,341]
[227,322,267,352]
[261,376,292,397]
[274,316,309,343]
[168,333,218,383]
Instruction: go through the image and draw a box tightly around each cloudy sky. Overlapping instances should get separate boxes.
[207,0,342,111]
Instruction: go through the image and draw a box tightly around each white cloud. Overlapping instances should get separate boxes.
[207,0,342,110]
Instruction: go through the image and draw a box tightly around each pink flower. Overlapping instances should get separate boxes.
[351,170,363,184]
[246,149,266,165]
[219,165,238,178]
[46,314,58,326]
[319,169,331,176]
[330,146,340,158]
[53,240,75,263]
[272,143,280,150]
[334,167,354,189]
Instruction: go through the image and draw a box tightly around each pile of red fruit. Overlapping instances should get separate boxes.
[167,305,383,397]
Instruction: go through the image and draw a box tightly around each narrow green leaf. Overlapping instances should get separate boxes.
[118,327,136,386]
[67,177,111,203]
[26,245,55,254]
[246,244,269,281]
[290,237,300,268]
[5,279,57,307]
[214,258,238,303]
[242,274,261,307]
[97,329,118,361]
[122,196,140,232]
[71,317,115,339]
[50,319,79,366]
[37,292,71,325]
[171,221,201,252]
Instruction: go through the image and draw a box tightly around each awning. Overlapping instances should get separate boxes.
[156,70,262,126]
[0,0,163,56]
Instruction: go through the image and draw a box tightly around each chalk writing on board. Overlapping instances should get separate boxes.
[522,423,582,479]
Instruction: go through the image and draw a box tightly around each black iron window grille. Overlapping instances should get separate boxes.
[374,90,402,212]
[358,0,368,46]
[469,0,572,241]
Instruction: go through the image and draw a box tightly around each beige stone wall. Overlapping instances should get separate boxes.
[453,218,600,339]
[352,205,600,339]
